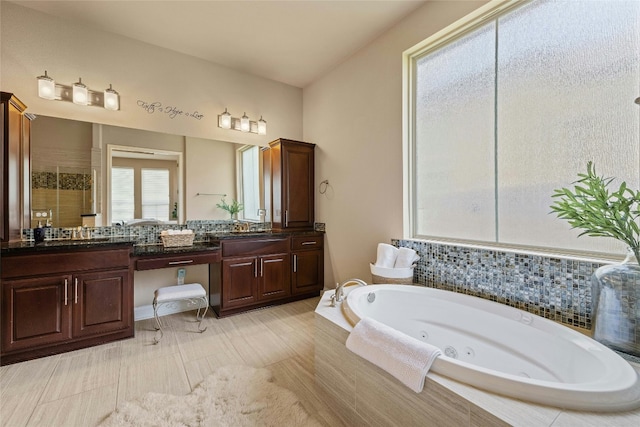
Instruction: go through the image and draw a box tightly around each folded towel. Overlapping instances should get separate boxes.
[375,243,399,268]
[346,317,442,392]
[394,247,420,269]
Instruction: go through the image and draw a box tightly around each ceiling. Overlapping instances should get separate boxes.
[10,0,428,88]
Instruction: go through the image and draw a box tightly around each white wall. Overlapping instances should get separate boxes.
[0,1,302,146]
[304,1,488,287]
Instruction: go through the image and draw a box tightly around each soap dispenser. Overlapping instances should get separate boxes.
[34,221,45,243]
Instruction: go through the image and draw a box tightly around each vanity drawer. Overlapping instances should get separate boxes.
[291,235,323,251]
[1,247,131,279]
[135,251,220,271]
[221,238,289,258]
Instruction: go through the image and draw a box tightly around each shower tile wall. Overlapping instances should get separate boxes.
[394,239,605,330]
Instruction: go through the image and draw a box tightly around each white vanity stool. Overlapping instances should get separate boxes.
[152,283,209,344]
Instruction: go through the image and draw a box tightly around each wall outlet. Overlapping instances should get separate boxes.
[177,268,186,285]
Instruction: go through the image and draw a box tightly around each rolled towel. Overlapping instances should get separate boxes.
[375,243,399,268]
[346,317,442,393]
[394,247,420,269]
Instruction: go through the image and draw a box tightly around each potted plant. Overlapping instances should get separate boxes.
[550,161,640,356]
[216,197,243,220]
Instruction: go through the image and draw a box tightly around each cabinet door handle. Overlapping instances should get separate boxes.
[64,278,68,306]
[302,241,316,246]
[255,260,258,277]
[168,260,194,265]
[293,255,297,273]
[260,258,264,277]
[285,210,289,227]
[74,278,78,304]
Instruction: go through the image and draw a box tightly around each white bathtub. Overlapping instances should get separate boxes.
[341,284,640,412]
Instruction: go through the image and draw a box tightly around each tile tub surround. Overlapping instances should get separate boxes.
[314,291,640,426]
[392,239,608,331]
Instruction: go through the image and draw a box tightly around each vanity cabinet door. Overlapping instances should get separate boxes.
[221,256,258,308]
[1,274,73,352]
[257,253,291,301]
[291,249,324,295]
[72,269,132,338]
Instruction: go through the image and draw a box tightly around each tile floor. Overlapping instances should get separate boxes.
[0,297,349,427]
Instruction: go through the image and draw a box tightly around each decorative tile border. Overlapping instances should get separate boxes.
[32,171,92,190]
[393,239,605,330]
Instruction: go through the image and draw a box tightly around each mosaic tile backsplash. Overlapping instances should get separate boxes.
[392,239,609,331]
[22,220,270,246]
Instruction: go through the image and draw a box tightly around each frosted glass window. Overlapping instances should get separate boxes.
[111,167,134,222]
[496,0,640,254]
[414,22,496,242]
[409,0,640,256]
[141,169,170,221]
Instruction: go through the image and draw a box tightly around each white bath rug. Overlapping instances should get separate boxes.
[99,365,321,427]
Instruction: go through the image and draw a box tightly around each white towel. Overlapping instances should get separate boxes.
[346,317,442,393]
[394,247,420,269]
[375,243,399,268]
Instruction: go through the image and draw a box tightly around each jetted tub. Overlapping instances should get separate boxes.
[341,284,640,412]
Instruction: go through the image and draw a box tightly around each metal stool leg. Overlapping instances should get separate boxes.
[195,296,209,333]
[152,299,164,345]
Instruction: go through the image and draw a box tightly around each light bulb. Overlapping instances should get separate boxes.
[219,108,232,129]
[72,78,88,105]
[240,112,250,132]
[258,116,267,135]
[37,71,56,100]
[104,84,119,111]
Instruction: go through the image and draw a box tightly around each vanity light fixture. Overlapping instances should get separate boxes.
[37,71,56,100]
[258,116,267,135]
[219,108,232,129]
[72,77,89,105]
[104,84,120,111]
[240,112,250,132]
[35,72,120,111]
[217,108,266,135]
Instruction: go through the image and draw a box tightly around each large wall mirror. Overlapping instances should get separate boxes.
[30,115,264,228]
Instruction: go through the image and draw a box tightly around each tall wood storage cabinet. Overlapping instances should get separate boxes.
[265,139,315,230]
[1,92,32,242]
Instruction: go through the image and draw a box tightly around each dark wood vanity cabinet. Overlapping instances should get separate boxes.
[210,234,322,317]
[265,139,315,231]
[1,92,33,243]
[291,235,324,295]
[1,246,134,364]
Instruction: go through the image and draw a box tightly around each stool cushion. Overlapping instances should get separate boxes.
[154,283,206,303]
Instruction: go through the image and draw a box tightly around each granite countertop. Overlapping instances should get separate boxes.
[133,241,220,257]
[1,237,135,254]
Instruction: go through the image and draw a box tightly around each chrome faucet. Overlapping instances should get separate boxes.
[330,278,368,306]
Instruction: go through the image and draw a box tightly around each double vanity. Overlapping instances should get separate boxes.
[1,230,323,366]
[1,92,323,365]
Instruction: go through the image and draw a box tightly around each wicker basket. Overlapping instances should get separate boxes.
[161,233,195,248]
[371,274,414,285]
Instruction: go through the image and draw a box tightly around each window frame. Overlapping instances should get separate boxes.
[402,0,635,261]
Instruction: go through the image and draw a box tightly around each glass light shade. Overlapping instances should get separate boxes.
[104,84,119,111]
[240,112,250,132]
[219,108,232,129]
[37,71,56,100]
[258,116,267,135]
[72,78,88,105]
